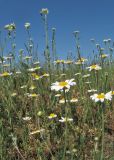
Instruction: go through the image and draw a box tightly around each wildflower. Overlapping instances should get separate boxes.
[103,39,108,43]
[72,149,77,153]
[40,8,49,15]
[54,60,64,64]
[75,73,81,76]
[28,93,38,98]
[85,81,91,84]
[59,98,78,103]
[23,56,32,60]
[100,54,108,58]
[94,137,99,141]
[82,74,90,78]
[55,94,61,97]
[96,44,100,48]
[105,91,113,99]
[73,31,80,35]
[87,64,101,71]
[75,57,87,65]
[15,71,21,74]
[60,73,66,76]
[90,92,112,102]
[52,27,56,31]
[24,22,31,29]
[107,39,111,42]
[29,44,33,48]
[51,79,76,91]
[29,129,45,135]
[88,89,97,93]
[41,73,49,77]
[59,117,73,123]
[32,73,41,80]
[37,111,43,116]
[24,93,29,96]
[20,85,27,89]
[64,60,73,64]
[33,61,40,65]
[70,98,78,103]
[28,66,41,72]
[100,48,105,51]
[4,23,16,31]
[22,116,31,121]
[0,72,12,77]
[59,99,68,104]
[48,113,57,119]
[11,92,17,97]
[29,85,36,90]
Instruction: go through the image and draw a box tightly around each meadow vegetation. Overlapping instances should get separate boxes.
[1,8,114,160]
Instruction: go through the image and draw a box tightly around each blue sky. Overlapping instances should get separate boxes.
[0,0,114,59]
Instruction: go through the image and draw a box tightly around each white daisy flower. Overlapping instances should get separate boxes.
[24,23,31,29]
[70,98,78,103]
[90,92,112,102]
[48,113,57,119]
[59,117,73,123]
[87,64,102,71]
[40,8,49,15]
[75,73,81,76]
[82,74,90,78]
[100,54,108,58]
[51,79,76,91]
[29,129,45,135]
[22,116,31,121]
[88,89,97,93]
[59,99,68,104]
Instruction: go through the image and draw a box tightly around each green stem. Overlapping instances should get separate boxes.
[100,107,104,160]
[62,88,68,160]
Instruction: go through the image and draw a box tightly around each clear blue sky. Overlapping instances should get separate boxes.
[0,0,114,59]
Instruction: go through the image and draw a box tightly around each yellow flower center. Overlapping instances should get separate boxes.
[59,81,68,87]
[91,65,97,69]
[29,85,36,90]
[32,73,40,79]
[56,60,64,64]
[29,93,37,97]
[101,54,107,58]
[97,93,105,99]
[2,72,10,77]
[49,113,56,118]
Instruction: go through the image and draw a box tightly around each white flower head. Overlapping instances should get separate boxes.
[22,116,31,121]
[90,92,112,102]
[51,79,76,91]
[24,22,31,29]
[75,73,81,76]
[48,113,57,119]
[82,74,90,78]
[87,64,102,71]
[88,89,97,93]
[40,8,49,15]
[59,117,73,123]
